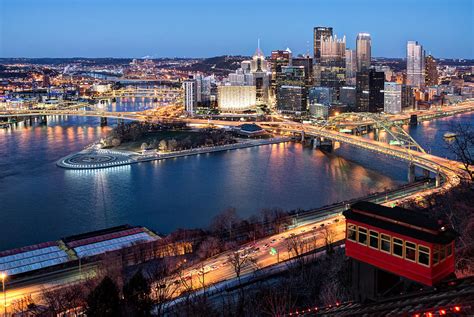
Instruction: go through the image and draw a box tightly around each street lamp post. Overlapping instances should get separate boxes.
[1,272,6,317]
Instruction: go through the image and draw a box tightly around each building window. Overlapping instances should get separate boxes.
[369,230,379,249]
[380,234,391,253]
[347,224,357,242]
[405,241,416,262]
[433,246,439,266]
[392,237,403,258]
[418,245,430,267]
[358,227,367,245]
[447,243,453,258]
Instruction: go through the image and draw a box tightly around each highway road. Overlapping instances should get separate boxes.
[154,214,346,300]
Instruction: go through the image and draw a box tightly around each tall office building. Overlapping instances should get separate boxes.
[317,34,346,98]
[277,85,305,113]
[425,54,439,86]
[270,49,292,100]
[308,87,333,106]
[313,26,333,62]
[406,41,425,88]
[183,80,197,115]
[356,69,384,112]
[356,33,372,72]
[271,49,292,78]
[292,55,314,86]
[193,74,212,106]
[340,86,356,108]
[345,49,357,86]
[276,66,307,111]
[384,82,402,114]
[250,44,268,73]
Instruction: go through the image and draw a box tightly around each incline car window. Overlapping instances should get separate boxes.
[347,224,357,242]
[358,227,367,245]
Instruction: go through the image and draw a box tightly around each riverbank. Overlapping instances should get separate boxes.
[56,137,292,169]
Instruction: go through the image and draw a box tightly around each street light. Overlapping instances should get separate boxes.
[1,272,6,317]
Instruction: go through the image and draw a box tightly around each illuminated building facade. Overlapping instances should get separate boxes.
[218,85,256,112]
[313,26,333,62]
[356,33,372,72]
[407,41,425,88]
[425,54,439,86]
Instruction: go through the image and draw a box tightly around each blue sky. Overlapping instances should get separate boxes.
[0,0,472,58]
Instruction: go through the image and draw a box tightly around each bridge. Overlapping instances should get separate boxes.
[1,102,472,199]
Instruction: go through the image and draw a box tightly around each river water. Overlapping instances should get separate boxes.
[0,104,472,250]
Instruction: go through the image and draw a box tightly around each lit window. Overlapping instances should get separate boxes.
[347,224,357,242]
[358,227,367,245]
[405,241,416,262]
[418,245,430,266]
[392,237,403,257]
[446,243,453,258]
[433,246,439,265]
[369,231,379,249]
[380,234,391,253]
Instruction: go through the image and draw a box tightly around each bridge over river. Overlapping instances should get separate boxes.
[1,101,473,204]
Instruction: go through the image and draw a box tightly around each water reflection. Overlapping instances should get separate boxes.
[0,111,471,250]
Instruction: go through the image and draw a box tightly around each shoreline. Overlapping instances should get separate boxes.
[56,137,292,169]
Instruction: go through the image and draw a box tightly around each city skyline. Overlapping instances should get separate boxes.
[1,0,473,59]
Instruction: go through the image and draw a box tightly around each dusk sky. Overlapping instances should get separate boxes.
[0,0,472,59]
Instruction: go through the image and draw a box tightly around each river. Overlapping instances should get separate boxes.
[0,104,472,250]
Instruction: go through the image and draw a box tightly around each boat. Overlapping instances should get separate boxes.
[443,132,458,139]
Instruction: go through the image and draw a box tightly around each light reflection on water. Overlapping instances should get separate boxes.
[0,109,472,250]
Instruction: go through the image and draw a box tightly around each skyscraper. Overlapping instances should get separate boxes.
[313,26,333,62]
[406,41,425,88]
[277,85,305,113]
[317,34,346,98]
[270,49,292,99]
[425,54,439,86]
[384,82,402,114]
[356,33,371,72]
[345,49,357,86]
[183,80,197,115]
[356,69,384,113]
[276,65,307,110]
[292,55,313,86]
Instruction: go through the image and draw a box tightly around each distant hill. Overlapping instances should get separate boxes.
[176,55,250,75]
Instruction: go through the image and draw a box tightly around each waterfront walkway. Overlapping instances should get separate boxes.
[56,137,291,169]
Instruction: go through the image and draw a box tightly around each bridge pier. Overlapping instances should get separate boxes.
[374,128,380,141]
[315,137,333,151]
[435,173,442,187]
[301,131,305,142]
[40,115,47,124]
[100,117,108,126]
[408,163,416,183]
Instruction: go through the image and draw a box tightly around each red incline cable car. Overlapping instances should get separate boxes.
[343,201,457,286]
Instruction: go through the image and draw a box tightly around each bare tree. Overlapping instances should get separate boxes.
[286,234,309,261]
[253,284,296,317]
[322,226,335,254]
[445,123,474,181]
[10,295,43,316]
[147,261,181,316]
[197,236,222,260]
[41,283,86,316]
[227,249,259,311]
[210,208,241,240]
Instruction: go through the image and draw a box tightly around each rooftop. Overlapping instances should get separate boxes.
[344,201,457,244]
